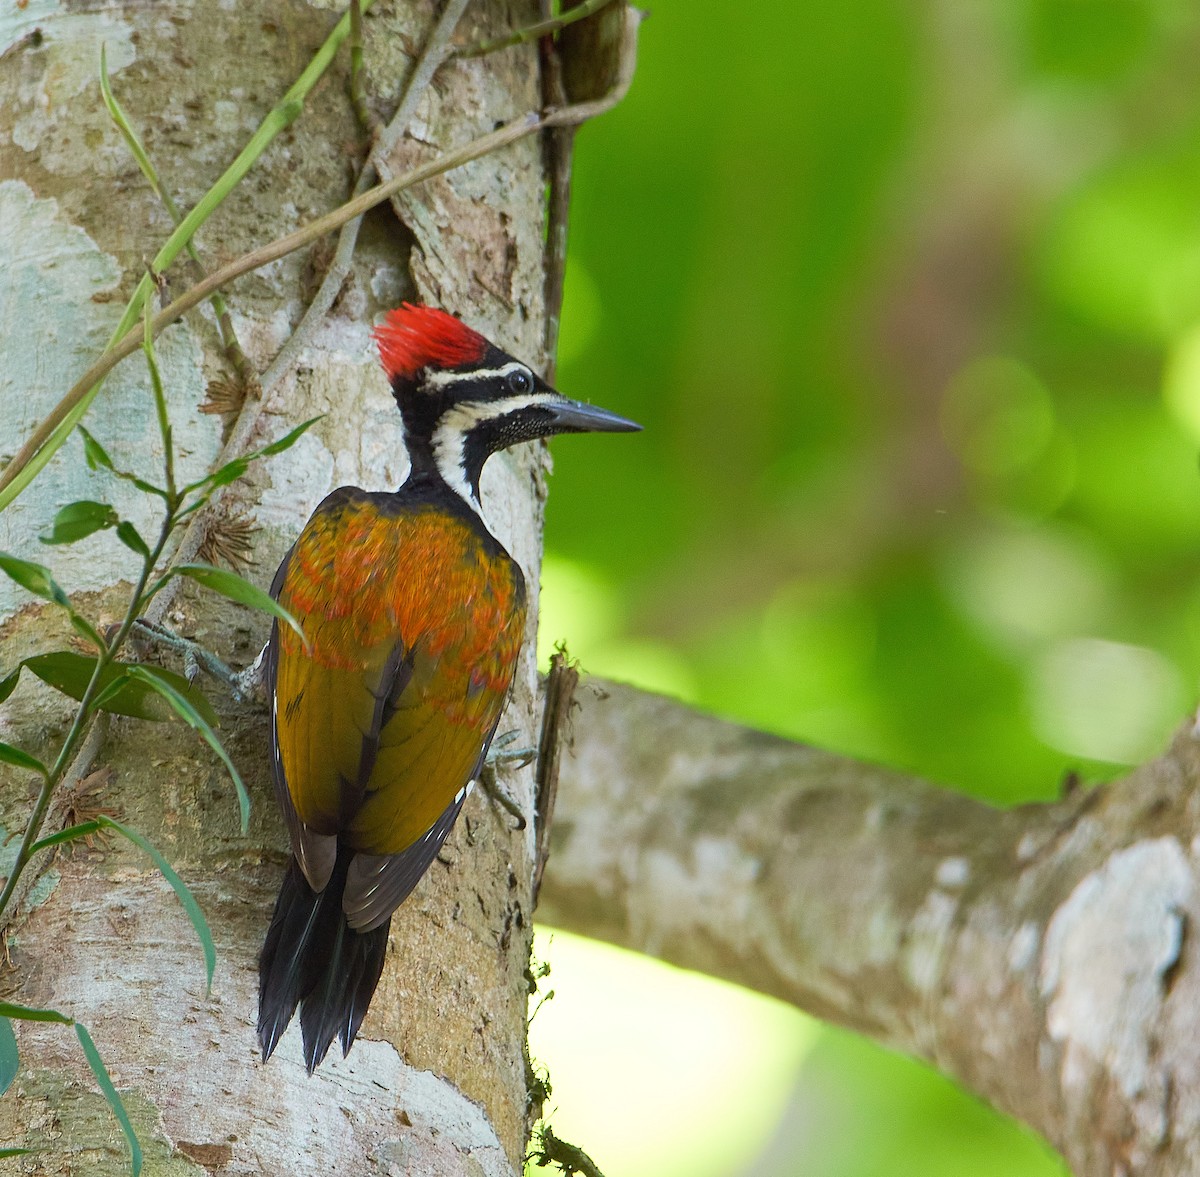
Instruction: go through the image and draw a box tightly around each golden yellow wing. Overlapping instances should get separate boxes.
[270,487,526,861]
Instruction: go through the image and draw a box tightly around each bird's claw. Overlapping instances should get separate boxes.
[478,731,535,830]
[485,729,536,771]
[477,772,527,831]
[131,619,264,703]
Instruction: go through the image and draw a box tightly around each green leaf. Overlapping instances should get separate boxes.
[75,430,168,500]
[90,671,134,713]
[24,652,106,709]
[30,820,104,854]
[0,743,47,777]
[23,653,218,726]
[142,300,175,494]
[0,666,21,706]
[0,554,70,608]
[0,1149,34,1158]
[39,500,118,545]
[126,474,168,499]
[199,456,249,492]
[78,427,115,472]
[180,417,324,499]
[75,1023,143,1177]
[54,500,117,526]
[0,1002,72,1024]
[124,667,248,832]
[260,416,323,456]
[99,817,215,992]
[100,45,162,215]
[69,612,108,653]
[174,563,307,648]
[115,521,150,559]
[0,1017,18,1097]
[0,550,111,650]
[133,666,218,725]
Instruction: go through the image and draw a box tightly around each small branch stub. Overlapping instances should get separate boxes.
[533,649,580,902]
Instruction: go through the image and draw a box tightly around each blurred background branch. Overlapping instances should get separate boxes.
[540,680,1200,1177]
[531,1,1200,1171]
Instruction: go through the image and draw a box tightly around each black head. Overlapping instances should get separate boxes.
[373,303,640,503]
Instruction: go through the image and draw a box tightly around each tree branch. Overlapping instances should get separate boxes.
[539,680,1200,1177]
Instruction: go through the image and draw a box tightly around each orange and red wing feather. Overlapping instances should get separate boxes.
[272,489,526,859]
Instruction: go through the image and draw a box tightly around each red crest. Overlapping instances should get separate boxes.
[373,303,488,381]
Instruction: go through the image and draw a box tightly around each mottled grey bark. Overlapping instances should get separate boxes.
[0,1,559,1172]
[538,680,1200,1177]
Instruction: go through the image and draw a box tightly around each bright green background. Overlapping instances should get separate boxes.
[532,0,1200,1173]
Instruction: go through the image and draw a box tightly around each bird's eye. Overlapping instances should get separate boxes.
[507,368,533,395]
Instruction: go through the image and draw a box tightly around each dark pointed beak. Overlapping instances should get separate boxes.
[544,396,642,434]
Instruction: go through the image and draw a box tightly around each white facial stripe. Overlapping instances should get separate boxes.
[422,360,532,389]
[429,389,562,525]
[430,423,481,515]
[439,391,557,431]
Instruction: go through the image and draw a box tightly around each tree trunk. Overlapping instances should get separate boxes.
[0,1,555,1171]
[539,679,1200,1177]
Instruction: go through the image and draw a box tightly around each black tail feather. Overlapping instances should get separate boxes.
[258,850,390,1073]
[339,923,387,1056]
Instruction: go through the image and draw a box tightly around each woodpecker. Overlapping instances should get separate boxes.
[257,303,639,1072]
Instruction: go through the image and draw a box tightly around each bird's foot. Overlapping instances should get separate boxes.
[132,620,266,704]
[478,731,537,830]
[485,728,537,770]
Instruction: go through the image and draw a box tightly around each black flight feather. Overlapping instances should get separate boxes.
[257,848,388,1073]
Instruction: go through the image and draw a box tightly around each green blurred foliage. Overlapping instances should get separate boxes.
[537,0,1200,1173]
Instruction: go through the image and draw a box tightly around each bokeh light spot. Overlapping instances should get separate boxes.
[942,523,1114,653]
[1028,637,1185,763]
[940,356,1056,475]
[759,579,876,693]
[538,554,697,699]
[528,928,815,1177]
[537,553,623,668]
[1162,322,1200,444]
[1040,164,1200,342]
